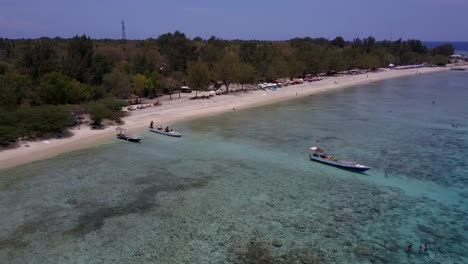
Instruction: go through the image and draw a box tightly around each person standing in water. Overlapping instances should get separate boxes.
[406,244,413,253]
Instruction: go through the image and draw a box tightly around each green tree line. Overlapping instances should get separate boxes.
[0,33,454,147]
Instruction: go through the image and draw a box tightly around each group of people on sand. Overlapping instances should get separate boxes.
[149,121,173,132]
[406,244,428,254]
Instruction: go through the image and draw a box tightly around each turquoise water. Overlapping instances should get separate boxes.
[1,71,467,263]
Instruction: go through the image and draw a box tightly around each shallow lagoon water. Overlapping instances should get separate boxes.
[1,71,467,263]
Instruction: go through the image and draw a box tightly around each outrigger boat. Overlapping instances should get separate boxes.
[149,128,182,137]
[116,127,141,143]
[309,146,370,172]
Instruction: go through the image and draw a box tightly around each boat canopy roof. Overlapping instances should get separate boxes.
[310,146,325,153]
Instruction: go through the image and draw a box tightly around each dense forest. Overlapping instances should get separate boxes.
[0,32,454,147]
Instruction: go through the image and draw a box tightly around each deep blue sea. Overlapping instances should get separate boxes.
[1,71,467,263]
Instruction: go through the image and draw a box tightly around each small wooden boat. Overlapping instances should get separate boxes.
[450,67,466,71]
[309,146,370,172]
[149,128,182,137]
[117,134,141,142]
[116,127,141,143]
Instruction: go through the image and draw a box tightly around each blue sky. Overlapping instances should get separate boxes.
[0,0,467,41]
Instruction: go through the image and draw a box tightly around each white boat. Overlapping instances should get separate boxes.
[309,147,370,172]
[149,128,182,137]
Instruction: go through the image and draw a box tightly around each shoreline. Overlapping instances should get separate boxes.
[0,67,451,170]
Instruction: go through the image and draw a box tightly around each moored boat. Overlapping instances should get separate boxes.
[149,128,182,137]
[309,146,370,172]
[450,67,466,71]
[116,127,141,143]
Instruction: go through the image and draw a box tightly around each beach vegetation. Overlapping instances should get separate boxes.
[86,98,126,128]
[0,105,74,147]
[431,44,455,57]
[187,60,210,97]
[0,33,454,146]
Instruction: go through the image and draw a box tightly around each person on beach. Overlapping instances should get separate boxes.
[150,121,153,129]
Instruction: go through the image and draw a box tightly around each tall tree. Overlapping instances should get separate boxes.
[187,61,210,98]
[157,31,196,72]
[19,39,59,80]
[103,68,131,98]
[38,72,73,105]
[89,54,114,85]
[431,44,454,56]
[131,53,154,74]
[236,63,256,90]
[144,71,163,102]
[161,76,177,100]
[214,52,240,93]
[331,36,346,48]
[131,74,146,102]
[0,73,33,108]
[63,35,94,83]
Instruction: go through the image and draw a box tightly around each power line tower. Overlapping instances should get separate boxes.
[121,20,126,41]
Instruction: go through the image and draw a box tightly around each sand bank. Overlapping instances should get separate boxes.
[0,67,449,170]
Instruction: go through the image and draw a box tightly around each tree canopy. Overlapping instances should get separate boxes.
[187,60,210,97]
[0,33,455,146]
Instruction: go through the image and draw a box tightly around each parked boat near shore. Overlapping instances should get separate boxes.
[149,128,182,137]
[116,127,141,143]
[309,146,370,172]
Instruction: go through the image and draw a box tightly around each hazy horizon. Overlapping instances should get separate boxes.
[1,0,467,41]
[2,34,468,43]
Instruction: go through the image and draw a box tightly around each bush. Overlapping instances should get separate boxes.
[17,105,74,136]
[87,103,109,128]
[0,109,22,147]
[0,105,74,147]
[86,98,126,128]
[0,125,21,147]
[431,55,449,66]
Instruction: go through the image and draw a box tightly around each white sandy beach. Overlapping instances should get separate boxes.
[0,67,453,170]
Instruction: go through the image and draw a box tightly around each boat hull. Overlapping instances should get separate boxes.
[149,128,182,137]
[309,154,370,172]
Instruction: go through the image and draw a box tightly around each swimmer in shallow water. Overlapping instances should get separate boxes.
[407,244,412,253]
